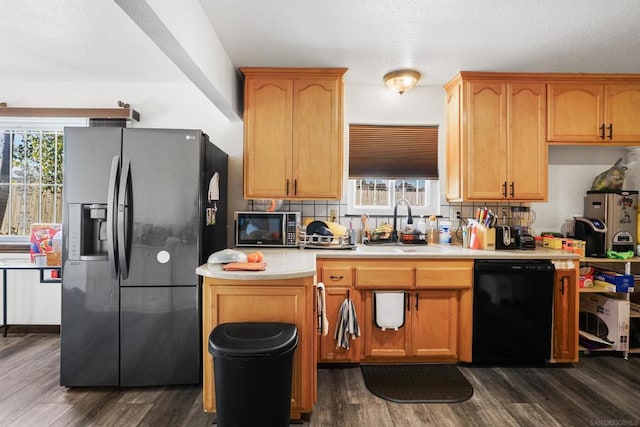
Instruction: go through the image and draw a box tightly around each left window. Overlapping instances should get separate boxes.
[0,118,87,239]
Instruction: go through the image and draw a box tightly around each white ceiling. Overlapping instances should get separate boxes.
[2,1,640,97]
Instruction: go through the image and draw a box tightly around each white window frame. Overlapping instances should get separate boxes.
[346,178,440,217]
[0,117,87,242]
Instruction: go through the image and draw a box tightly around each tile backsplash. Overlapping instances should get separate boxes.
[246,199,532,244]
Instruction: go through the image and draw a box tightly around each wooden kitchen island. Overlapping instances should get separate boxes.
[196,252,317,421]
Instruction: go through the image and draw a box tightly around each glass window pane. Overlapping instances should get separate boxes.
[25,131,42,184]
[11,132,26,184]
[0,183,10,235]
[39,186,60,223]
[6,184,30,235]
[40,132,58,185]
[0,122,71,237]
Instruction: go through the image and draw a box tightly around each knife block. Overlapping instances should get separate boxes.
[477,225,496,251]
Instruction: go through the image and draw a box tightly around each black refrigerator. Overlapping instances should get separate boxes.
[60,127,227,387]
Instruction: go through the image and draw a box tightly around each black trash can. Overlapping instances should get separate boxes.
[208,322,298,427]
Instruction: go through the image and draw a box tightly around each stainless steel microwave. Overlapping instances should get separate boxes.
[234,211,301,247]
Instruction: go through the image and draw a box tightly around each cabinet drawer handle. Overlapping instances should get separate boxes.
[607,124,613,140]
[329,275,344,281]
[600,123,605,140]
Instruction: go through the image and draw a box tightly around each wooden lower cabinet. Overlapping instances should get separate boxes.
[552,268,579,362]
[317,258,473,363]
[318,286,363,362]
[202,276,316,419]
[364,290,462,361]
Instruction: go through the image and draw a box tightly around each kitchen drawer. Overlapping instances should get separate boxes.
[355,267,413,289]
[321,267,353,286]
[415,260,473,288]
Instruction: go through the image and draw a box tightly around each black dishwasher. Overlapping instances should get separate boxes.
[472,260,555,364]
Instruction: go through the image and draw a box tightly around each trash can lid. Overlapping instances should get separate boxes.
[208,322,298,357]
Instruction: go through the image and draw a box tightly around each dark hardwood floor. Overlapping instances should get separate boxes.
[1,334,639,426]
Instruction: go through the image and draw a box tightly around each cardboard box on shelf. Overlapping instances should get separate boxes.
[579,293,630,352]
[594,270,635,293]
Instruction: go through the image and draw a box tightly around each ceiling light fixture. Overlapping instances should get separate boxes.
[383,69,422,95]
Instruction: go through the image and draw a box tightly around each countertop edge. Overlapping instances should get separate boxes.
[195,245,584,280]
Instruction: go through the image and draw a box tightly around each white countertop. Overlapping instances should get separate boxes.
[196,244,580,281]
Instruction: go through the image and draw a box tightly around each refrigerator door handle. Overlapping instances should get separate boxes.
[117,156,132,280]
[107,155,120,279]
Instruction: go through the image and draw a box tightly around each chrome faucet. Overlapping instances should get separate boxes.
[391,198,413,242]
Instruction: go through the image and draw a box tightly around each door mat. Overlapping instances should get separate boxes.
[360,364,473,403]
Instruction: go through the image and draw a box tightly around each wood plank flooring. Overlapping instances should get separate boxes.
[1,334,639,426]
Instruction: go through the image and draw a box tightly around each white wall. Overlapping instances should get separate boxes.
[532,146,630,234]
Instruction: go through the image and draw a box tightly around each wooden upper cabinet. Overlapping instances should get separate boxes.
[241,68,347,200]
[507,82,548,200]
[548,82,640,144]
[243,77,293,198]
[445,73,547,202]
[605,84,640,142]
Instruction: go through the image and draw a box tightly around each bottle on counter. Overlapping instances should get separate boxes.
[427,215,438,244]
[417,216,427,241]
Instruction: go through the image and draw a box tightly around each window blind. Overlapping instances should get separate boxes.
[348,124,439,179]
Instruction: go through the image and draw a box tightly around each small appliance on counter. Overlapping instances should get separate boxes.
[584,190,638,253]
[235,211,300,247]
[573,217,607,257]
[495,225,516,250]
[509,206,536,250]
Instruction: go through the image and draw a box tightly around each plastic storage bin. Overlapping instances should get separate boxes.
[208,322,298,427]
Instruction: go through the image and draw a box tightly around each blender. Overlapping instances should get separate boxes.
[510,206,536,249]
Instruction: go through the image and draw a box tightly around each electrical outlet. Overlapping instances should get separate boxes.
[456,211,461,219]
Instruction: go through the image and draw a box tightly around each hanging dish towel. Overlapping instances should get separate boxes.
[317,282,329,336]
[374,291,406,331]
[334,297,361,350]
